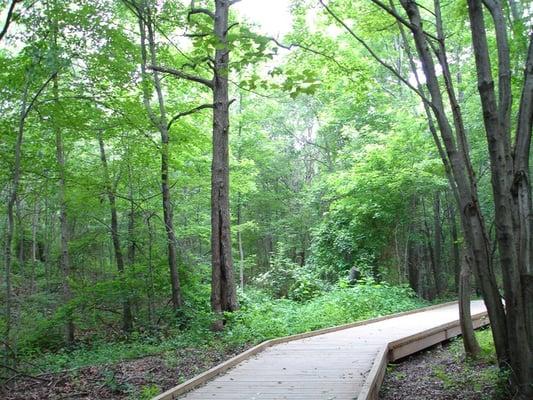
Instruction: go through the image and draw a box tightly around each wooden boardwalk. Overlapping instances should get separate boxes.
[155,301,488,400]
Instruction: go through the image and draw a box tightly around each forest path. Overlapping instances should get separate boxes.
[156,301,488,400]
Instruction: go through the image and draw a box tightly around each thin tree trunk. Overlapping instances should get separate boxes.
[146,213,156,326]
[433,191,443,295]
[53,76,75,345]
[237,195,244,289]
[449,199,461,292]
[98,133,133,333]
[459,254,481,358]
[138,4,182,311]
[3,72,32,368]
[16,198,24,266]
[30,199,39,294]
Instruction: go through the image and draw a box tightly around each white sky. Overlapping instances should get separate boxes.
[234,0,293,38]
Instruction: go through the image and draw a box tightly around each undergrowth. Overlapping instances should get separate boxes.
[435,329,512,400]
[24,281,427,374]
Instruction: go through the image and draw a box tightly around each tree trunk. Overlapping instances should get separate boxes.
[53,75,75,345]
[433,191,443,295]
[512,35,533,388]
[3,72,32,368]
[466,1,531,395]
[459,254,481,358]
[237,194,245,290]
[399,0,509,367]
[138,4,182,311]
[449,200,461,292]
[407,241,419,294]
[210,0,238,330]
[98,133,133,333]
[146,213,156,326]
[30,199,39,294]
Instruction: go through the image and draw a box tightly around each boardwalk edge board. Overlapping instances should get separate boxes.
[152,301,462,400]
[359,310,490,400]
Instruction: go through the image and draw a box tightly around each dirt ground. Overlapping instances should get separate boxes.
[2,338,506,400]
[379,340,506,400]
[0,345,249,400]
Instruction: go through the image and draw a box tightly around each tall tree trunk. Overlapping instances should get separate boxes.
[3,72,32,368]
[236,92,245,290]
[30,199,39,294]
[98,133,133,333]
[466,1,531,394]
[399,0,509,366]
[146,213,156,326]
[210,0,238,330]
[512,35,533,385]
[137,3,182,311]
[53,75,75,345]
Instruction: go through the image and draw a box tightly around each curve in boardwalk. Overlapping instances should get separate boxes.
[154,301,488,400]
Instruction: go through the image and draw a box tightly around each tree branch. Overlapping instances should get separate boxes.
[167,103,214,130]
[22,72,58,121]
[150,65,214,89]
[0,0,21,42]
[318,0,430,105]
[189,1,214,20]
[368,0,440,42]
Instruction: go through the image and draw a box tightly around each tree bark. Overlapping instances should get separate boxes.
[211,0,238,330]
[459,254,481,358]
[466,1,531,394]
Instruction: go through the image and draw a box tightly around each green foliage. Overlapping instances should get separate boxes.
[137,384,161,400]
[23,283,425,374]
[253,244,323,301]
[224,282,425,345]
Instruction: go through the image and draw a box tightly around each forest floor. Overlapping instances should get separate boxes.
[380,329,510,400]
[0,343,250,400]
[1,285,428,399]
[4,329,504,400]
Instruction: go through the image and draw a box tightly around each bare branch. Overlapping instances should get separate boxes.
[0,0,22,42]
[318,0,431,105]
[167,103,214,130]
[226,22,239,34]
[368,0,440,42]
[150,65,214,89]
[22,72,58,121]
[189,1,215,20]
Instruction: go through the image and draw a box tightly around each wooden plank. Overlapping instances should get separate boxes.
[152,301,488,400]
